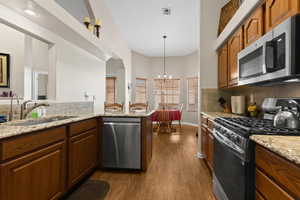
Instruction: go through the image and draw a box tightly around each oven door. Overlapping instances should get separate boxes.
[213,131,254,200]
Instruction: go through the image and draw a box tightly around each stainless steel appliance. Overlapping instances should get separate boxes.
[213,99,300,200]
[102,117,141,169]
[238,15,300,86]
[262,98,300,129]
[213,119,255,200]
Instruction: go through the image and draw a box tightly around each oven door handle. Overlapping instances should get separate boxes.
[213,131,246,161]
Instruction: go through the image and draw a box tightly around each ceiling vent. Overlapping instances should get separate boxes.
[162,8,171,16]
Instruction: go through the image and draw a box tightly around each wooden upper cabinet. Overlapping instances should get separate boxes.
[218,44,228,88]
[265,0,300,31]
[0,142,66,200]
[244,6,264,47]
[228,28,243,87]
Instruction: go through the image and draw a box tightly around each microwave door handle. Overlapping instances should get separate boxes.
[265,40,275,73]
[262,42,267,74]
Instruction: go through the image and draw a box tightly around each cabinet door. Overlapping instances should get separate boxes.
[228,28,243,87]
[207,132,214,171]
[256,190,266,200]
[266,0,300,31]
[68,129,98,188]
[218,44,228,88]
[201,127,208,159]
[244,6,264,47]
[0,142,66,200]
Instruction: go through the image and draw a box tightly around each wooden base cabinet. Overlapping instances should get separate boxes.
[68,129,98,188]
[201,126,208,160]
[0,118,100,200]
[201,115,214,172]
[255,145,300,199]
[207,131,214,171]
[0,141,66,200]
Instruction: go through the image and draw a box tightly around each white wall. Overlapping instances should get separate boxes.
[198,0,227,155]
[56,39,105,113]
[0,2,132,114]
[0,23,25,96]
[131,52,151,103]
[106,58,126,104]
[89,0,132,108]
[55,0,91,23]
[199,0,225,89]
[131,51,199,124]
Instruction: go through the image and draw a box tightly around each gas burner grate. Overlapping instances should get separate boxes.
[215,117,300,136]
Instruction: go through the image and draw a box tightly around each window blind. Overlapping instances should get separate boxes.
[187,77,198,112]
[154,78,180,107]
[106,77,116,104]
[135,78,147,103]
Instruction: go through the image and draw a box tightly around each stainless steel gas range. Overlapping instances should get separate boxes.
[212,98,300,200]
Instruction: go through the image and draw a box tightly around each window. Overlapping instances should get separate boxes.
[106,77,116,104]
[187,77,198,112]
[154,79,180,107]
[135,78,147,103]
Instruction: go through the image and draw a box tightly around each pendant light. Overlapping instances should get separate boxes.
[158,35,172,79]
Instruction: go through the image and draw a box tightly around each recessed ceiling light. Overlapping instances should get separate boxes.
[24,9,36,16]
[162,8,171,16]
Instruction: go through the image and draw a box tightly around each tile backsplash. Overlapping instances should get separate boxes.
[229,83,300,107]
[0,101,94,121]
[201,88,231,112]
[201,83,300,113]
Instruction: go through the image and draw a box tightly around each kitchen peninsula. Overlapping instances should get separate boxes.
[0,112,153,200]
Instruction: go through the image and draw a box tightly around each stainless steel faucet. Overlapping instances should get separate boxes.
[20,101,50,120]
[8,93,20,121]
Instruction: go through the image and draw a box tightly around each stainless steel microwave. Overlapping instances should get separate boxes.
[238,15,300,86]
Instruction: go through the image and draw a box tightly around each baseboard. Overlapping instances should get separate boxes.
[164,121,199,127]
[197,152,204,159]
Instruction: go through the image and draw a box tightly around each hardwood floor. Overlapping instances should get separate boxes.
[90,126,215,200]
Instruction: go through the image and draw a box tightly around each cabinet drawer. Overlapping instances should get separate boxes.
[256,145,300,198]
[0,127,66,161]
[256,169,293,200]
[208,119,214,131]
[69,118,97,136]
[201,115,208,126]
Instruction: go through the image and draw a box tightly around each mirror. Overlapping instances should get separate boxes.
[105,58,125,104]
[0,22,50,100]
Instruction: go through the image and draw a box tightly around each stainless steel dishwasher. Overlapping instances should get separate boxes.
[102,117,141,169]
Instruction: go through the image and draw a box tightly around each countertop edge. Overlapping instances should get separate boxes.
[0,111,155,141]
[250,135,300,166]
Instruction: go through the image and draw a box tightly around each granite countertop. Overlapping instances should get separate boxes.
[201,111,242,120]
[0,111,154,141]
[250,135,300,165]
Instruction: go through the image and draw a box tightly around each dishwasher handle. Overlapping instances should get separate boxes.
[103,122,140,126]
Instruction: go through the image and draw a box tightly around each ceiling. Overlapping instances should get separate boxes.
[104,0,199,57]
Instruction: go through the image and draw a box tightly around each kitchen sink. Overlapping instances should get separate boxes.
[8,116,78,126]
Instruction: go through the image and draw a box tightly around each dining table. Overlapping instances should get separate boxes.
[151,109,182,133]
